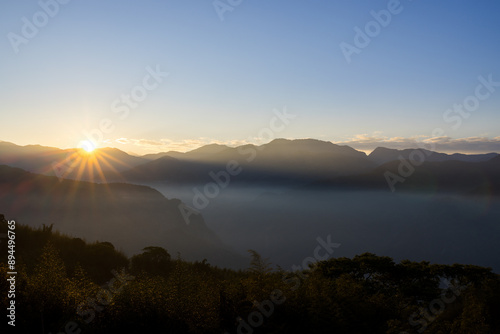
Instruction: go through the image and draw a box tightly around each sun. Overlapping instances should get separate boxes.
[79,140,97,153]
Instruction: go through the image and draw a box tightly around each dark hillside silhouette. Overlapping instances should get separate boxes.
[0,165,244,267]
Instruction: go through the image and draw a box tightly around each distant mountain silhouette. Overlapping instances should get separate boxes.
[369,146,498,166]
[2,139,499,189]
[313,154,500,196]
[136,139,496,187]
[0,140,66,173]
[119,156,223,183]
[0,164,244,267]
[141,144,233,161]
[118,139,377,184]
[0,141,147,182]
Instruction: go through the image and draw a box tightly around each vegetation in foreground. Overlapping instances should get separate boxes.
[1,215,499,334]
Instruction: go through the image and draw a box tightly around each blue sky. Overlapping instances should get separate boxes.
[1,0,499,154]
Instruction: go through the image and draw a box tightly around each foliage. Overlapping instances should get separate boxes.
[0,215,499,333]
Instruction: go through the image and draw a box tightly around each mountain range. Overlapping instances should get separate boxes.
[1,138,499,269]
[368,146,499,165]
[1,139,498,193]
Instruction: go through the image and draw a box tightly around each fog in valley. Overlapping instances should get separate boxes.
[146,182,500,272]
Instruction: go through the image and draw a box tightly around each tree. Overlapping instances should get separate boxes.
[26,242,72,332]
[131,246,171,276]
[247,249,272,275]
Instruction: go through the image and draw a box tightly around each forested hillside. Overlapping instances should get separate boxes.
[1,215,499,333]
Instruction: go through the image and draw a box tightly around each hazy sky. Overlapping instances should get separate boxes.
[1,0,499,154]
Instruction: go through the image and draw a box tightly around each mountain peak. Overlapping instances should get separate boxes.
[188,143,230,154]
[369,146,394,154]
[263,138,365,157]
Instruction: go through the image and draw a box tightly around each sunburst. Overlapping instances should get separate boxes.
[80,140,96,153]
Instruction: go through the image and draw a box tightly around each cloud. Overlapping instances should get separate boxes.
[334,134,500,154]
[115,138,130,144]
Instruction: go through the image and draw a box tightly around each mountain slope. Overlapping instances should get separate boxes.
[0,165,244,267]
[312,155,500,196]
[368,146,498,166]
[119,156,222,183]
[0,141,147,181]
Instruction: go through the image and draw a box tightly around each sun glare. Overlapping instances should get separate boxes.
[80,140,96,153]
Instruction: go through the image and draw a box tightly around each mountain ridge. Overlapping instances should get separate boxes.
[369,146,498,166]
[1,139,498,186]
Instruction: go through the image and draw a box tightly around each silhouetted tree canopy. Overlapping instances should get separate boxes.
[1,217,499,333]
